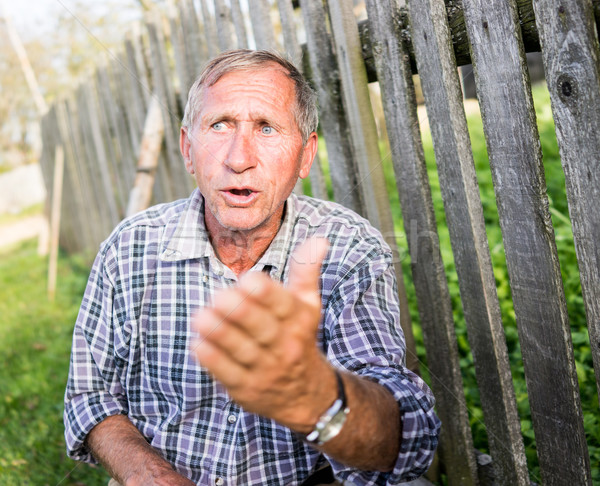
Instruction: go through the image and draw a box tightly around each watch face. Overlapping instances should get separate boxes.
[319,408,349,443]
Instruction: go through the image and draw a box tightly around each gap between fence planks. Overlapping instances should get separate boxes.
[126,97,165,218]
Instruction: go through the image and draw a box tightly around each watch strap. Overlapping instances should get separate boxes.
[304,370,350,446]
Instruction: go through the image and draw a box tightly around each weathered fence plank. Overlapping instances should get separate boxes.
[324,0,420,376]
[533,0,600,404]
[55,100,96,253]
[199,0,219,58]
[248,0,278,51]
[82,82,121,229]
[327,0,392,232]
[109,57,137,195]
[124,33,174,207]
[62,97,103,250]
[364,1,477,484]
[229,0,249,49]
[126,97,165,218]
[462,0,592,483]
[146,13,191,199]
[124,37,149,154]
[213,0,236,51]
[95,65,130,215]
[277,0,302,66]
[406,0,529,483]
[168,7,191,111]
[75,85,113,241]
[298,0,364,216]
[179,0,208,83]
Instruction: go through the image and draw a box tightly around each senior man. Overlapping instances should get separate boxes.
[64,49,440,486]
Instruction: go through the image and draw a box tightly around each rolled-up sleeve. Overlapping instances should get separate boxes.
[321,252,441,485]
[64,247,128,463]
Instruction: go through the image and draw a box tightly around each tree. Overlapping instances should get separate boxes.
[0,0,148,167]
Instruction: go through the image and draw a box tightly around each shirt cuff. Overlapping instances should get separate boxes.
[326,366,441,485]
[64,391,128,463]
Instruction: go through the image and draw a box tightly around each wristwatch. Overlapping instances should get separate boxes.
[304,370,350,446]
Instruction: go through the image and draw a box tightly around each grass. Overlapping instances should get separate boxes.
[0,240,110,485]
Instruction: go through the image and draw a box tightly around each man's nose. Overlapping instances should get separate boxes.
[224,128,257,173]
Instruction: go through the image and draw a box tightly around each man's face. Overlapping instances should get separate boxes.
[181,65,317,238]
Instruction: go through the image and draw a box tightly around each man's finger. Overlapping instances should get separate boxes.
[237,271,297,320]
[191,307,264,366]
[287,237,329,304]
[210,288,280,345]
[190,337,247,389]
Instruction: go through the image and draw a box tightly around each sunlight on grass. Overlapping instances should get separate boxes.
[0,241,110,485]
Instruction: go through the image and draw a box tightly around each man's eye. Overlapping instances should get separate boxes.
[261,126,273,135]
[212,122,224,131]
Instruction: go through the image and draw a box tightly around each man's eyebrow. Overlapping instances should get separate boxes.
[201,111,235,125]
[202,110,285,128]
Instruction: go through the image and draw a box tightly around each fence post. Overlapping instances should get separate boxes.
[47,145,64,301]
[126,97,166,217]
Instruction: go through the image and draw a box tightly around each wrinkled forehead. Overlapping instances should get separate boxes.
[191,64,300,129]
[203,61,293,88]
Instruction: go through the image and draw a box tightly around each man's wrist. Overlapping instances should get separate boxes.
[303,370,351,446]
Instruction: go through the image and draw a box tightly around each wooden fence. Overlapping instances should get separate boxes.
[39,0,600,485]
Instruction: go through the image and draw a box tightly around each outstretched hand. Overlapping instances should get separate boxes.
[190,237,337,432]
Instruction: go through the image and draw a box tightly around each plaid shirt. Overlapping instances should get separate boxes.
[64,189,440,485]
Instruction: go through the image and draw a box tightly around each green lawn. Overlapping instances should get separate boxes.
[0,240,110,485]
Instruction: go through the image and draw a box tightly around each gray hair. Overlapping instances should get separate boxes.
[181,49,318,144]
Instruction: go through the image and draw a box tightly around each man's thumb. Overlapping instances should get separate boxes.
[288,237,330,300]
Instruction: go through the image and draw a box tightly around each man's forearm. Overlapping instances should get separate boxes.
[86,414,194,486]
[312,371,401,472]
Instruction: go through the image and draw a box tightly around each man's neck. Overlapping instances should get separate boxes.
[210,230,277,276]
[205,206,285,276]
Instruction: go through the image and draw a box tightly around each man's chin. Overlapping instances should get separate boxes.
[212,213,266,233]
[205,204,284,238]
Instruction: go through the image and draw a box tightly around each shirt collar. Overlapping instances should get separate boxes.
[160,189,215,262]
[160,189,298,280]
[253,193,297,281]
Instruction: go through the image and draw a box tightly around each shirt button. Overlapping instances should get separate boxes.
[227,414,237,424]
[215,477,224,486]
[202,275,209,283]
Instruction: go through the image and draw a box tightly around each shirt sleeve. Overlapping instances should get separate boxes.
[63,247,129,463]
[321,251,441,485]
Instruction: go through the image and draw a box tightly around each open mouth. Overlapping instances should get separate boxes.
[229,188,253,197]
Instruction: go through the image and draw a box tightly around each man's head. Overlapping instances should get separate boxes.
[182,49,318,145]
[179,49,319,243]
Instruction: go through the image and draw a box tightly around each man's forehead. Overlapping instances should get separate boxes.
[199,66,296,110]
[207,62,292,87]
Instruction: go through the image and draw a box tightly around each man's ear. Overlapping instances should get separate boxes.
[180,127,194,175]
[298,132,318,179]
